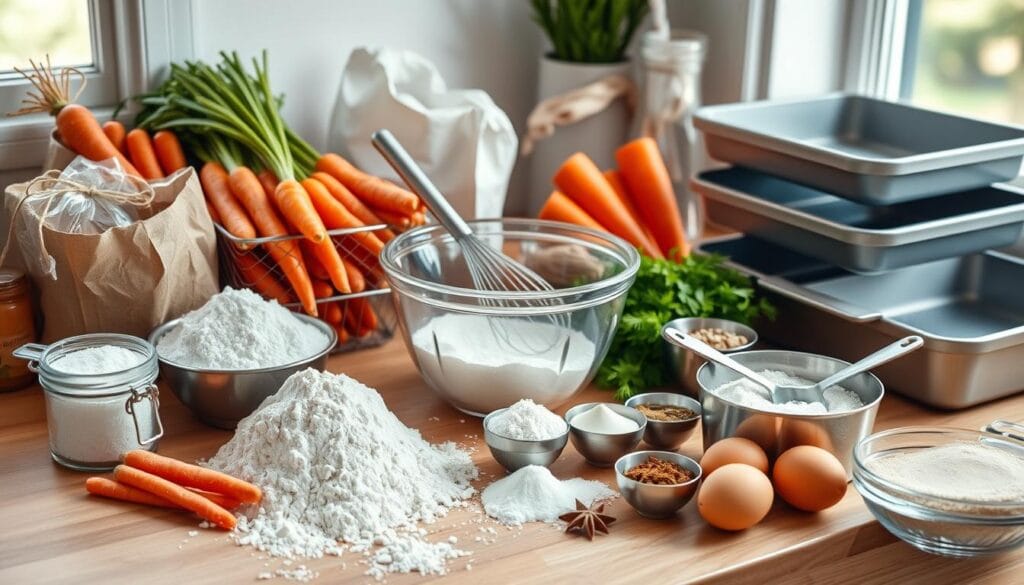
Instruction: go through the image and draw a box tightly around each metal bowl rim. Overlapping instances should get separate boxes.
[564,402,648,436]
[483,407,570,445]
[663,316,759,352]
[625,392,702,424]
[696,349,885,419]
[614,450,704,488]
[148,315,338,374]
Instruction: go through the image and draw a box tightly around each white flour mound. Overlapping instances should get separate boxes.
[205,369,478,577]
[157,287,329,370]
[481,465,616,525]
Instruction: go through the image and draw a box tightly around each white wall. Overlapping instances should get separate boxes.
[190,0,542,214]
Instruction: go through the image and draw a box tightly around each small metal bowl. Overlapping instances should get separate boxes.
[615,450,703,519]
[625,392,701,451]
[148,315,337,429]
[483,407,569,472]
[663,317,757,398]
[565,403,647,467]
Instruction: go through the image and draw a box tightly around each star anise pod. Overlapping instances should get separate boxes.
[559,499,616,540]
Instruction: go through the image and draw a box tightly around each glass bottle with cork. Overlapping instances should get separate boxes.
[0,269,37,391]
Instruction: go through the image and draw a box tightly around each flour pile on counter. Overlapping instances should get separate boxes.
[487,399,567,440]
[205,369,478,578]
[481,465,615,525]
[50,345,145,374]
[156,287,329,369]
[712,370,864,414]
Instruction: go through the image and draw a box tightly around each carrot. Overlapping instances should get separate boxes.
[228,166,317,316]
[125,128,165,180]
[538,191,607,233]
[300,241,331,281]
[271,179,327,243]
[86,477,242,511]
[615,138,690,260]
[152,130,188,173]
[323,301,342,325]
[344,298,378,337]
[342,257,366,293]
[410,211,426,226]
[603,169,656,242]
[311,279,334,299]
[113,465,236,530]
[316,153,419,215]
[123,449,262,504]
[332,323,350,345]
[205,200,222,224]
[256,168,279,198]
[310,172,396,242]
[234,252,295,305]
[302,177,385,256]
[200,161,256,246]
[299,179,352,293]
[56,104,141,177]
[372,208,412,229]
[554,152,662,258]
[101,121,126,153]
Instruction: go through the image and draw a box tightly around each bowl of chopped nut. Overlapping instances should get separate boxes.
[615,451,703,519]
[662,317,757,398]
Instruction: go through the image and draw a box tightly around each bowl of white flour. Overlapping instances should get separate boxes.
[696,349,884,478]
[381,219,641,416]
[149,288,336,428]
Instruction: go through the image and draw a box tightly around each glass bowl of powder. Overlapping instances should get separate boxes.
[853,421,1024,558]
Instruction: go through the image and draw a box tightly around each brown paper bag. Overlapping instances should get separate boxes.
[3,167,218,342]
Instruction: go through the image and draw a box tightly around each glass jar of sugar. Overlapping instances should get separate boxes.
[13,333,164,471]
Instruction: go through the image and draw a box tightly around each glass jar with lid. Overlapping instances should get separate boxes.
[13,333,163,471]
[0,269,37,392]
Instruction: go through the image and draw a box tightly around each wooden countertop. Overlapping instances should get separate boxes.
[2,339,1022,584]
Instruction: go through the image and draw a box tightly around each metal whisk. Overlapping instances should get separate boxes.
[372,130,568,354]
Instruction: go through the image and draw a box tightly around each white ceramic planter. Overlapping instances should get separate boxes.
[526,57,632,214]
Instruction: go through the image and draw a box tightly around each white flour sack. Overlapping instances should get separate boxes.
[205,369,478,577]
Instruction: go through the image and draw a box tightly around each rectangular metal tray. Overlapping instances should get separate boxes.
[699,235,1024,409]
[693,167,1024,273]
[694,94,1024,205]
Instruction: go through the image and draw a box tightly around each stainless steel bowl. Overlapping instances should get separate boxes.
[615,450,702,518]
[696,349,883,479]
[483,407,569,472]
[663,317,757,398]
[148,316,337,429]
[625,392,701,451]
[565,403,647,467]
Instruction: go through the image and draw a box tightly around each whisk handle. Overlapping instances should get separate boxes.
[371,129,473,239]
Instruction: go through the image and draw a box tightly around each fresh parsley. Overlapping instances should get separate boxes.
[597,253,775,401]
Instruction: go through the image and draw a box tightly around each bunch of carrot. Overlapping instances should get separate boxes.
[132,51,425,341]
[85,450,262,531]
[539,137,690,261]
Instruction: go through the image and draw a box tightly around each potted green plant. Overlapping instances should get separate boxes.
[526,0,649,213]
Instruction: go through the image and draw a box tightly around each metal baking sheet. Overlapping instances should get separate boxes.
[698,235,1024,409]
[694,94,1024,205]
[693,167,1024,273]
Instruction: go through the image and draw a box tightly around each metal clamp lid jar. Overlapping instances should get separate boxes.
[14,333,163,471]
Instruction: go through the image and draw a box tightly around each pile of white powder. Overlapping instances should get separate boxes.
[481,465,616,525]
[51,345,145,375]
[712,369,865,414]
[157,287,330,370]
[487,399,567,441]
[205,369,478,578]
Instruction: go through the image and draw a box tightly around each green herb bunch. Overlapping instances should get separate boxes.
[597,253,775,401]
[531,0,649,63]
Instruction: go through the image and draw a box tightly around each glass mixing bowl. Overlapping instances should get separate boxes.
[381,218,640,416]
[852,421,1024,558]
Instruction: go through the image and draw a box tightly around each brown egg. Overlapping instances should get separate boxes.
[772,445,848,512]
[734,414,778,453]
[698,463,774,531]
[700,437,770,476]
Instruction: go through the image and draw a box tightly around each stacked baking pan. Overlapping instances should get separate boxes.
[692,94,1024,409]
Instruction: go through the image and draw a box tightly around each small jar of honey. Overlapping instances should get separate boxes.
[0,269,37,391]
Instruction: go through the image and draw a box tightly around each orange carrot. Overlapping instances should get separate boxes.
[538,191,607,232]
[200,161,256,246]
[101,120,126,153]
[323,301,342,325]
[310,171,396,242]
[316,153,419,215]
[302,177,385,256]
[410,211,426,226]
[256,169,278,198]
[123,450,262,504]
[615,138,690,259]
[86,477,241,511]
[299,179,353,293]
[234,252,294,305]
[311,279,334,299]
[205,200,222,224]
[554,152,663,259]
[271,179,327,243]
[228,167,317,316]
[125,128,165,180]
[345,298,378,337]
[603,169,656,242]
[372,208,412,229]
[300,242,331,281]
[342,258,366,293]
[113,465,236,530]
[56,104,140,177]
[332,323,350,345]
[152,130,187,173]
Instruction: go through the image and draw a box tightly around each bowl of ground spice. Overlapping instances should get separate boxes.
[625,392,701,450]
[614,451,702,518]
[663,317,757,398]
